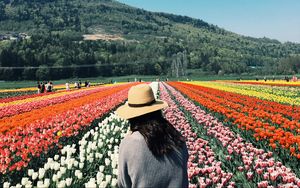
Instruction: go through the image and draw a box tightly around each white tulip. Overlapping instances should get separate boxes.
[80,156,85,163]
[56,171,62,179]
[54,155,59,161]
[21,177,29,185]
[3,182,10,188]
[88,157,94,163]
[47,157,54,163]
[99,165,105,172]
[87,147,91,153]
[79,162,84,169]
[25,182,33,188]
[28,169,34,177]
[111,161,117,169]
[61,158,67,166]
[52,174,58,182]
[111,178,118,187]
[57,180,66,188]
[61,148,66,155]
[105,158,110,166]
[85,178,96,188]
[38,168,45,179]
[65,178,72,186]
[67,162,73,170]
[37,181,44,188]
[97,141,104,148]
[110,138,114,144]
[105,175,112,182]
[77,172,83,180]
[114,145,119,151]
[60,167,66,174]
[73,160,79,167]
[53,162,60,171]
[44,179,50,187]
[99,181,108,188]
[44,163,50,170]
[97,172,104,183]
[32,172,38,180]
[90,129,95,135]
[113,169,118,176]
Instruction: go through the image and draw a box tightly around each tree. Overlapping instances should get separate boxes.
[154,63,162,75]
[0,2,6,21]
[36,65,50,80]
[22,68,36,80]
[0,68,14,80]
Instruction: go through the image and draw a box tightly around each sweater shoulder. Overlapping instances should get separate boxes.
[120,132,146,151]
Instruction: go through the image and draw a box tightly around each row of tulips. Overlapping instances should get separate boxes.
[189,81,300,106]
[2,82,155,187]
[0,86,114,118]
[0,87,100,107]
[225,82,300,98]
[164,82,300,187]
[3,113,129,188]
[229,80,300,87]
[0,84,134,133]
[187,82,300,133]
[0,91,37,100]
[159,83,235,187]
[173,82,300,157]
[0,90,67,104]
[0,83,123,107]
[0,84,135,174]
[0,84,70,94]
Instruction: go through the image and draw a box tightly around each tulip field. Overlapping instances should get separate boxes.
[1,80,300,187]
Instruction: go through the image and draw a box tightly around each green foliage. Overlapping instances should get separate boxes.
[0,0,299,80]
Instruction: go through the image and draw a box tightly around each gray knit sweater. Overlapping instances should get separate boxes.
[118,131,189,188]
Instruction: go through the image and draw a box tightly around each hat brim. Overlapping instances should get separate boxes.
[116,100,168,120]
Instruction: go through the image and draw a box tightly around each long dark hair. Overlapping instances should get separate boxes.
[128,110,185,157]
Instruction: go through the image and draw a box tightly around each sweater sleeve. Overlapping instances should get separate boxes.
[118,138,132,188]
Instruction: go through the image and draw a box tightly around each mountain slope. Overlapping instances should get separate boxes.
[0,0,299,80]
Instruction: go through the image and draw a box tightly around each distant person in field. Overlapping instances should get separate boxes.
[74,81,78,89]
[41,82,45,93]
[85,81,89,87]
[285,76,290,82]
[46,81,52,92]
[66,82,70,90]
[78,80,82,89]
[37,81,41,94]
[116,84,188,188]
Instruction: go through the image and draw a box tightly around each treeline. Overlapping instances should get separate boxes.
[0,33,173,80]
[0,0,300,80]
[1,32,299,81]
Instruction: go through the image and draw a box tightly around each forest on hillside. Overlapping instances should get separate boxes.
[0,0,300,80]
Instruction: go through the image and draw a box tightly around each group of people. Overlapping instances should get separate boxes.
[254,75,298,82]
[37,81,53,94]
[65,80,91,91]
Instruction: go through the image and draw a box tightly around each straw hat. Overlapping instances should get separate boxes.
[116,84,168,119]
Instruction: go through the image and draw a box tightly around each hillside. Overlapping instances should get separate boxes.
[0,0,300,80]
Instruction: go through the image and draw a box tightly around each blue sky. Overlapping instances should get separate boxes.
[117,0,300,43]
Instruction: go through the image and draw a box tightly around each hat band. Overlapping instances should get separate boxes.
[128,99,156,107]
